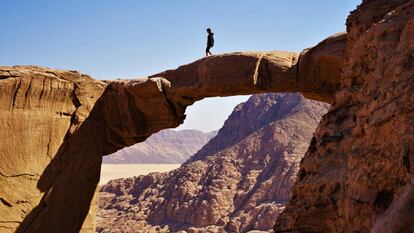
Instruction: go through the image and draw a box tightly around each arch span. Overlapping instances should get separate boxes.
[101,32,346,155]
[0,33,345,233]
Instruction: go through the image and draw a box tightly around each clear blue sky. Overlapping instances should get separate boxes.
[0,0,360,132]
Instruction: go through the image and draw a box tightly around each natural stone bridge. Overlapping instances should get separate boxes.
[0,33,345,233]
[2,1,414,233]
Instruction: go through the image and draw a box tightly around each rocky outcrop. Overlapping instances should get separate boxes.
[274,1,414,233]
[97,93,329,233]
[101,35,346,156]
[3,1,413,231]
[103,129,217,164]
[0,34,345,233]
[0,66,107,233]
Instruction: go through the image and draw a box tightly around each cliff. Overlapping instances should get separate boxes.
[0,34,344,233]
[0,66,107,232]
[0,1,413,232]
[274,1,414,232]
[97,93,329,233]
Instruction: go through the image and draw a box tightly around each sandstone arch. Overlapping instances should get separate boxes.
[101,33,346,155]
[0,33,345,233]
[2,1,413,232]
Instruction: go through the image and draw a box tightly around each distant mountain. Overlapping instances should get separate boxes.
[103,129,217,164]
[97,93,329,233]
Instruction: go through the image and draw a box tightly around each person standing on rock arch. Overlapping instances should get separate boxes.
[206,28,214,56]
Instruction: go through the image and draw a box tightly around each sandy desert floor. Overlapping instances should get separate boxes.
[100,164,180,185]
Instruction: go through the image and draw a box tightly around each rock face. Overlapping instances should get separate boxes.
[0,66,107,233]
[0,36,344,233]
[274,1,414,233]
[103,129,217,164]
[97,93,329,233]
[2,1,413,231]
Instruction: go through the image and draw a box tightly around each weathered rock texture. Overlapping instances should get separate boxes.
[0,66,107,233]
[97,93,329,233]
[104,129,217,164]
[0,33,345,233]
[2,0,413,231]
[274,1,414,233]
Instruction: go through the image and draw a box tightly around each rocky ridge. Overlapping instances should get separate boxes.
[1,1,413,232]
[0,34,344,233]
[103,129,217,164]
[97,93,329,233]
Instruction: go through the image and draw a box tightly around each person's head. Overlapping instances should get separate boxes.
[207,28,212,33]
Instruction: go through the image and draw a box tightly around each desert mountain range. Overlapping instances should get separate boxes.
[103,129,217,164]
[97,93,329,232]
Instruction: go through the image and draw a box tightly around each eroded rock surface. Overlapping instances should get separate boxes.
[0,36,344,233]
[274,1,414,232]
[3,1,414,231]
[97,93,329,233]
[102,38,346,156]
[0,66,107,232]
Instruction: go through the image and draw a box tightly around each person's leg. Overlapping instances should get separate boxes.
[206,47,212,56]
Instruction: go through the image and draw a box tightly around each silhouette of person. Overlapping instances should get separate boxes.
[206,28,214,56]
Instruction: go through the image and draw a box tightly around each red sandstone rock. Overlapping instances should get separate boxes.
[0,66,107,232]
[0,40,343,233]
[1,1,413,231]
[97,93,329,233]
[274,1,414,232]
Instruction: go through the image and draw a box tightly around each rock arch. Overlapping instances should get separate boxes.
[101,33,346,155]
[0,33,345,233]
